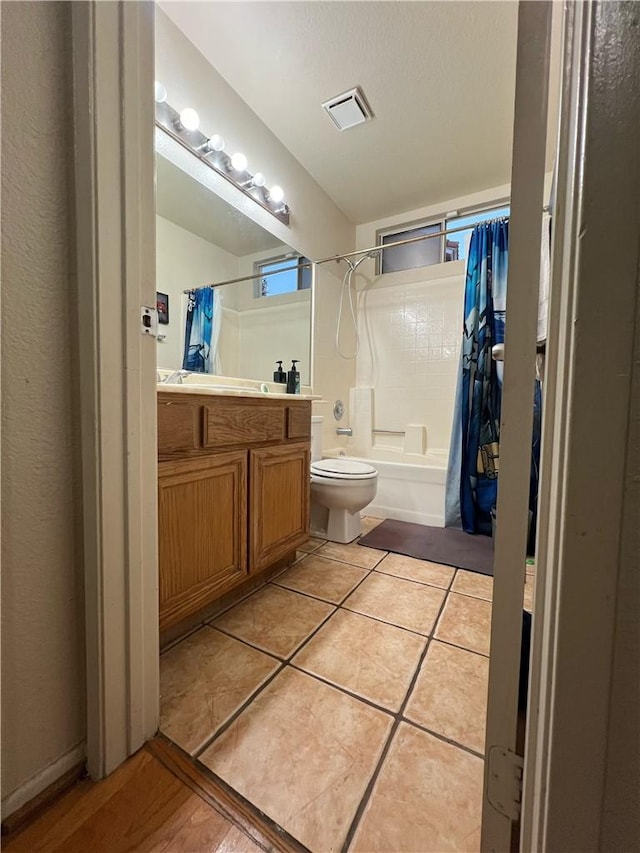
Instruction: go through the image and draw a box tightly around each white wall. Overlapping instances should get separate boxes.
[235,246,312,386]
[155,215,238,369]
[238,301,311,387]
[154,8,354,264]
[1,1,86,816]
[155,8,354,425]
[156,219,313,384]
[218,307,240,379]
[312,265,358,450]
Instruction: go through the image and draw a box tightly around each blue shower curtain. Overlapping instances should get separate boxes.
[445,219,509,535]
[182,288,214,373]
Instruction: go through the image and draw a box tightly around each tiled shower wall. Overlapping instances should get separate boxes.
[356,264,465,452]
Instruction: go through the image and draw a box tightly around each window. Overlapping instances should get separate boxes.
[255,254,311,298]
[444,205,510,262]
[375,203,510,274]
[376,221,443,275]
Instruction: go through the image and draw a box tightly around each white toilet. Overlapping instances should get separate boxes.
[310,416,378,543]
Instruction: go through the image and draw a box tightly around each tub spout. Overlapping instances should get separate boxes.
[336,427,353,436]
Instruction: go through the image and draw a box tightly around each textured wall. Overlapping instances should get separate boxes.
[601,275,640,850]
[155,8,355,426]
[238,300,311,386]
[154,8,354,262]
[1,1,85,811]
[312,266,357,451]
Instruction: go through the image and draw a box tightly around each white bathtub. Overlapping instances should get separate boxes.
[324,447,448,527]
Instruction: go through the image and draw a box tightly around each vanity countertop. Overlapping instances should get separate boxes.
[157,383,323,402]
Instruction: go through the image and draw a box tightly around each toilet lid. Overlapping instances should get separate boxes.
[311,458,377,479]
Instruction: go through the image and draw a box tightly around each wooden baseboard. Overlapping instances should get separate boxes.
[146,737,306,853]
[1,761,86,838]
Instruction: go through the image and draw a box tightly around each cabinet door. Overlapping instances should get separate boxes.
[158,452,247,631]
[250,443,310,572]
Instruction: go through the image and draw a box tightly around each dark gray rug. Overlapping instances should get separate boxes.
[359,519,494,576]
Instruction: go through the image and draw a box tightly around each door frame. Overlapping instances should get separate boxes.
[75,2,640,851]
[72,0,159,778]
[481,2,553,849]
[521,1,640,849]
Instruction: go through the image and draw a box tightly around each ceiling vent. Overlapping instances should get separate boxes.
[322,86,374,132]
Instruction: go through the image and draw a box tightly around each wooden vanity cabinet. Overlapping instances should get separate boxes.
[157,392,311,631]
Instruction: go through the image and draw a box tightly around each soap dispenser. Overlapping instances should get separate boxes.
[286,360,300,395]
[273,361,286,384]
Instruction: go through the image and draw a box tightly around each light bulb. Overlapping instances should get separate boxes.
[269,185,285,203]
[252,172,266,188]
[231,152,248,172]
[154,81,167,103]
[207,134,225,152]
[179,108,200,131]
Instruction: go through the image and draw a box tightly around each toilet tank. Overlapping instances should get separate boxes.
[311,415,323,462]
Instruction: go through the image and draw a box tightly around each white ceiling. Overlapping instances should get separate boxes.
[156,153,284,256]
[158,1,523,225]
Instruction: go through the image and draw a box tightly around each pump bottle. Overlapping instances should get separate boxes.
[286,360,300,395]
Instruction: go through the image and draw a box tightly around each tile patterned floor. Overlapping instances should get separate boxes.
[160,517,536,852]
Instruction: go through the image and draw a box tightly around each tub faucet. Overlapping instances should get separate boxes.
[336,427,353,436]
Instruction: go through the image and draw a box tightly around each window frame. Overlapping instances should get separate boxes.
[253,252,311,298]
[374,200,511,276]
[375,216,445,276]
[444,201,511,263]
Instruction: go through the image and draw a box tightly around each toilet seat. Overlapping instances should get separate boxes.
[310,458,378,481]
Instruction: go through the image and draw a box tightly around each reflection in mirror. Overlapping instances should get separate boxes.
[155,153,312,386]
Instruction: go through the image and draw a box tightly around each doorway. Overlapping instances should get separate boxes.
[75,0,640,848]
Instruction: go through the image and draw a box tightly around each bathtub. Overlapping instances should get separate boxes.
[323,447,448,527]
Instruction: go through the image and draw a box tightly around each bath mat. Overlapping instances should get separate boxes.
[359,519,494,576]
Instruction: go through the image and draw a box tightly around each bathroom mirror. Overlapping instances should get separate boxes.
[155,153,312,386]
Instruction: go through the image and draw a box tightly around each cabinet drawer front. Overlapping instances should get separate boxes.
[203,403,285,448]
[158,451,247,631]
[158,400,201,452]
[287,404,311,439]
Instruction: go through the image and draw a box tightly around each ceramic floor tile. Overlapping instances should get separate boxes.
[376,553,455,589]
[319,540,387,569]
[451,569,494,602]
[343,572,446,636]
[293,609,426,711]
[159,627,279,755]
[435,593,492,656]
[200,667,393,853]
[360,515,385,535]
[274,553,368,604]
[405,641,489,754]
[298,536,326,553]
[350,722,483,853]
[214,584,335,658]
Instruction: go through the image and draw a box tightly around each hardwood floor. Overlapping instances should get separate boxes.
[3,742,274,853]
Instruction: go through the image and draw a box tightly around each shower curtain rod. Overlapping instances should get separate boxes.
[183,206,550,293]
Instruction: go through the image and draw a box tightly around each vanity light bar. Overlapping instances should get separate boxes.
[155,98,290,226]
